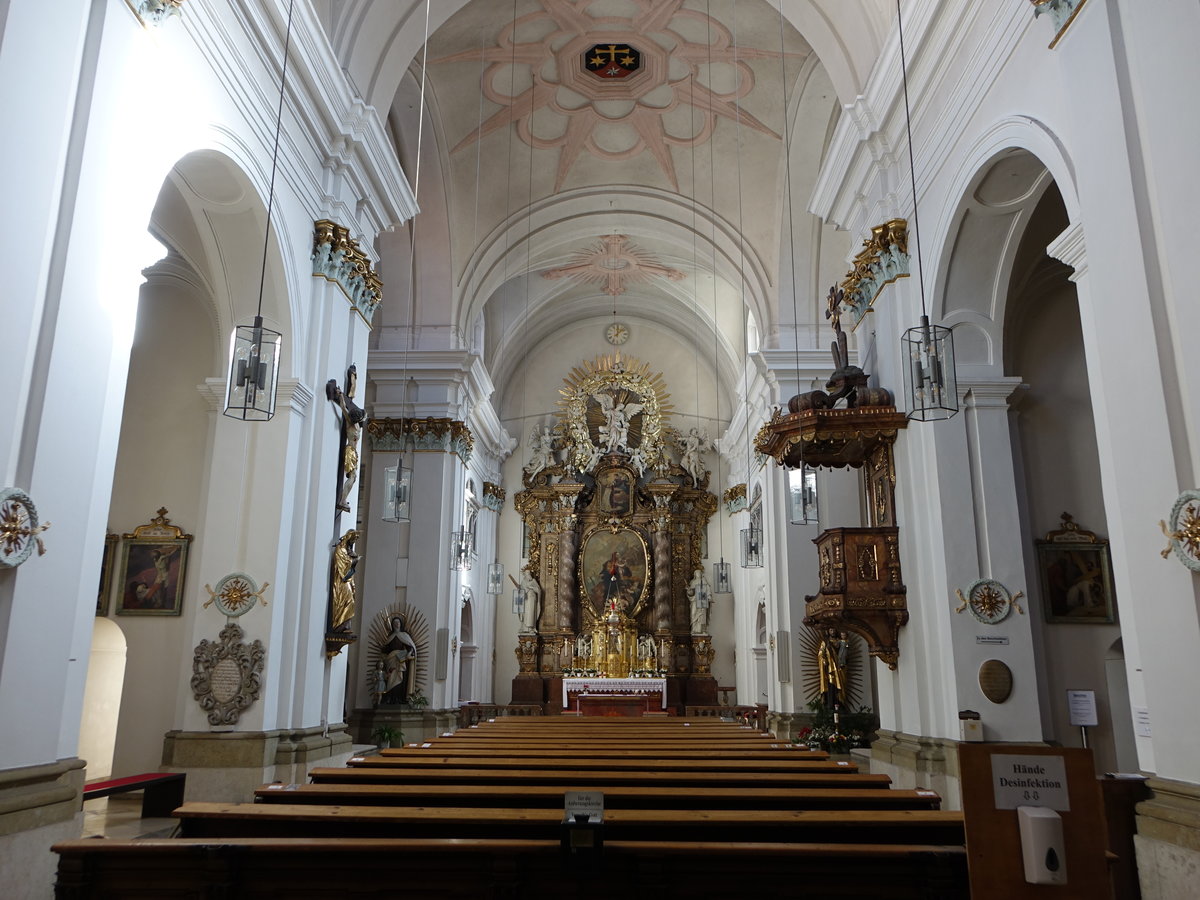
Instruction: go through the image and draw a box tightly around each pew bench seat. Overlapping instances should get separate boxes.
[175,801,965,846]
[255,781,942,811]
[81,772,185,818]
[52,836,969,899]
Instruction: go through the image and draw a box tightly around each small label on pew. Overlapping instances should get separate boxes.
[421,742,432,748]
[837,761,850,766]
[488,718,496,723]
[918,790,938,797]
[350,757,365,762]
[564,791,604,824]
[441,732,453,737]
[266,784,284,789]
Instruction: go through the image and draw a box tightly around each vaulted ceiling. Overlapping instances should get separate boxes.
[314,0,896,404]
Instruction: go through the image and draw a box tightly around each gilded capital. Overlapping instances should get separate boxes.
[833,219,909,332]
[312,220,384,323]
[129,0,184,26]
[482,482,506,511]
[367,417,474,464]
[1031,0,1088,47]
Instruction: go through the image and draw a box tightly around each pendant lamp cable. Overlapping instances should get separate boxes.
[704,0,725,570]
[402,1,432,431]
[896,0,928,326]
[777,2,803,407]
[254,0,297,324]
[731,1,758,550]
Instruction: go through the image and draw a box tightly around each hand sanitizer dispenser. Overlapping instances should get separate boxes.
[1017,806,1067,885]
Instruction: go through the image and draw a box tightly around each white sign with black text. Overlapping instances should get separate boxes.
[564,791,604,823]
[1067,689,1098,727]
[990,754,1070,811]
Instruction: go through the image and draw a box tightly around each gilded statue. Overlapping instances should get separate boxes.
[816,628,848,709]
[330,529,359,632]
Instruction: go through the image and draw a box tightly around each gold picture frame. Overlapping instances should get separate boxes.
[97,532,118,616]
[116,509,193,616]
[1036,513,1116,625]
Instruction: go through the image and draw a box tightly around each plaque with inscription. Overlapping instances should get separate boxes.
[191,623,265,726]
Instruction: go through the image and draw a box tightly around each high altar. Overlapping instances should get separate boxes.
[512,354,718,711]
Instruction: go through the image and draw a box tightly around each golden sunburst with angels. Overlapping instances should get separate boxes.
[433,0,799,191]
[558,353,672,472]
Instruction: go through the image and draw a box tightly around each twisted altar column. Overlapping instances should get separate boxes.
[558,522,578,630]
[653,523,671,631]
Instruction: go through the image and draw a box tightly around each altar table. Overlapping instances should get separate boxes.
[562,677,666,712]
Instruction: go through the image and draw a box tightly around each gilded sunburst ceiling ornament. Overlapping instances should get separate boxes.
[543,233,684,296]
[433,0,790,191]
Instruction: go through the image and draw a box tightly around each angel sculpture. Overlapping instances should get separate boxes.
[676,426,711,485]
[595,393,643,453]
[524,423,556,477]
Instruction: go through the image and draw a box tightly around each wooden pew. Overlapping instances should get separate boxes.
[379,745,825,758]
[56,715,968,897]
[346,754,853,774]
[307,764,879,790]
[53,836,969,899]
[174,801,966,846]
[255,781,943,811]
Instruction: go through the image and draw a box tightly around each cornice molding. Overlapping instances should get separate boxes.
[1046,220,1087,282]
[961,377,1027,409]
[179,1,415,240]
[811,2,1029,237]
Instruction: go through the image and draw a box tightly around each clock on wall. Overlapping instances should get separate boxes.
[605,322,630,345]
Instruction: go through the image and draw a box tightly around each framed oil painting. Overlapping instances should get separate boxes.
[116,509,192,616]
[595,468,634,516]
[579,526,649,616]
[1036,513,1116,625]
[96,532,118,616]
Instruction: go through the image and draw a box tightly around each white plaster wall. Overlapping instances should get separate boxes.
[1011,280,1129,774]
[107,275,214,775]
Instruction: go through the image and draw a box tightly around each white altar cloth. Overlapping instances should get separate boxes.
[562,677,667,708]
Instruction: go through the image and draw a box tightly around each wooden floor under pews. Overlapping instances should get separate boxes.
[53,717,969,898]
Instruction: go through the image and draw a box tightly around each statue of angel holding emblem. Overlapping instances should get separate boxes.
[595,392,643,453]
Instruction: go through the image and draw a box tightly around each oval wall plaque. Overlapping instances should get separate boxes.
[979,659,1014,704]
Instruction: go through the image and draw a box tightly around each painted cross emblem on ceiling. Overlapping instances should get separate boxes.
[432,0,797,192]
[585,43,641,79]
[542,234,685,297]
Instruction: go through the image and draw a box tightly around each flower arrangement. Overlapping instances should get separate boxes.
[794,699,876,754]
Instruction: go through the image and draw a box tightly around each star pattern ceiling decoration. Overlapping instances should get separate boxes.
[543,233,685,296]
[432,0,792,191]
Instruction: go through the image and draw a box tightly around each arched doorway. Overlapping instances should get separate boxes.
[939,147,1136,771]
[97,149,286,777]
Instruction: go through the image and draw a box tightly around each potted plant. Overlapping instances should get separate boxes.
[371,724,403,749]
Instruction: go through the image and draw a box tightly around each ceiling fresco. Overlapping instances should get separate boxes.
[431,0,800,192]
